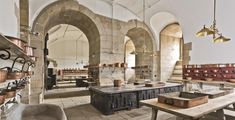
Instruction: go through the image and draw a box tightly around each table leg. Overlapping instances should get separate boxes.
[198,82,203,90]
[151,108,158,120]
[233,104,235,110]
[216,109,225,120]
[183,81,188,91]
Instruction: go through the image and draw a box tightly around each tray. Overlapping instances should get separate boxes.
[196,88,234,99]
[158,92,208,108]
[145,82,165,87]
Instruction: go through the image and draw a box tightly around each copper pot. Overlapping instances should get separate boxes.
[121,63,127,68]
[0,95,6,105]
[30,56,37,61]
[114,80,122,87]
[7,71,25,80]
[25,71,34,76]
[114,63,121,67]
[24,46,36,56]
[5,89,16,98]
[5,36,27,51]
[0,70,7,83]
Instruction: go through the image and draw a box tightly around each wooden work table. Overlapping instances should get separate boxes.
[140,92,235,120]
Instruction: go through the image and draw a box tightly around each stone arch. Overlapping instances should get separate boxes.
[29,0,106,103]
[121,19,156,80]
[31,0,105,64]
[159,23,184,82]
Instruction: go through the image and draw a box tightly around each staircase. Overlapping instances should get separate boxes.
[169,61,183,80]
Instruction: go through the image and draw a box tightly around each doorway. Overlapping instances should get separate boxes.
[160,23,183,82]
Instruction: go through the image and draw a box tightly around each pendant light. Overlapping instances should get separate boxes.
[196,0,230,43]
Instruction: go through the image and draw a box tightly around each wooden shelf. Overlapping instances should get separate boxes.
[0,34,35,64]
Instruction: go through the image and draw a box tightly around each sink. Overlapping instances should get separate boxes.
[6,104,67,120]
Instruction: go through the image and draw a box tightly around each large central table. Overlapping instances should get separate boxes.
[89,83,183,115]
[140,92,235,120]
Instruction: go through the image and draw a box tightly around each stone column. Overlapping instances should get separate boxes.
[19,0,30,104]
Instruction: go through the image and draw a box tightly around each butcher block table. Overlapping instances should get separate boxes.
[140,92,235,120]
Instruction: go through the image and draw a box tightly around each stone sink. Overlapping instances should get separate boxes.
[6,104,67,120]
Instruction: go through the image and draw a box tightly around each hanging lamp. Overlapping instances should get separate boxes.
[196,0,230,43]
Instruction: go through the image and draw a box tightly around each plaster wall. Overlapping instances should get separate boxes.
[0,0,19,37]
[48,39,89,69]
[148,0,235,64]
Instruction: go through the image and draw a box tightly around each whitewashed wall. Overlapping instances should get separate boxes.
[29,0,235,65]
[48,38,89,69]
[148,0,235,64]
[0,0,19,37]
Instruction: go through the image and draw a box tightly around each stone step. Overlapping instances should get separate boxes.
[173,70,182,75]
[170,76,182,80]
[176,60,182,65]
[175,65,183,70]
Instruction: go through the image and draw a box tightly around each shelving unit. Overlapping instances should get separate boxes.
[0,34,35,64]
[183,64,235,81]
[131,65,152,79]
[0,34,35,112]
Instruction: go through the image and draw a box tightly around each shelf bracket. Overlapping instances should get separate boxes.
[0,49,11,60]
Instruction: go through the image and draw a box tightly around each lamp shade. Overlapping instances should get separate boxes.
[213,35,231,43]
[196,25,215,37]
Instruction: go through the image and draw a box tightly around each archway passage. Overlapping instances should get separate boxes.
[126,27,154,81]
[160,23,183,82]
[124,37,136,83]
[30,0,102,103]
[45,24,90,95]
[47,24,89,69]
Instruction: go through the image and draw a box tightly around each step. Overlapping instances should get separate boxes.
[175,65,183,70]
[173,70,182,75]
[176,61,182,65]
[170,76,183,80]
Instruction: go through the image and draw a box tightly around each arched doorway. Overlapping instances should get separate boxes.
[125,27,154,82]
[47,24,89,69]
[30,0,103,103]
[160,23,183,81]
[124,36,135,83]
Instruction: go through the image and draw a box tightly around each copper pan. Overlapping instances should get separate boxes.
[5,36,27,51]
[5,89,16,98]
[0,89,6,104]
[0,69,7,83]
[24,46,36,56]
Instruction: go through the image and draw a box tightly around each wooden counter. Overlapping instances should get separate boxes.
[89,83,183,115]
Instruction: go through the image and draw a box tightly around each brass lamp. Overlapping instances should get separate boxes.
[196,0,230,43]
[196,25,215,37]
[213,34,231,43]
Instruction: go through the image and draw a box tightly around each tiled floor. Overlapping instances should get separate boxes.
[43,81,235,120]
[43,95,180,120]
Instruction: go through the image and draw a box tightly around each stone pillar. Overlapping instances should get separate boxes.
[19,0,30,104]
[29,36,44,104]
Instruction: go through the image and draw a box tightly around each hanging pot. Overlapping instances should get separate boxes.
[6,57,26,80]
[24,46,36,56]
[5,83,17,98]
[30,56,37,62]
[5,36,27,51]
[0,69,7,83]
[0,89,6,105]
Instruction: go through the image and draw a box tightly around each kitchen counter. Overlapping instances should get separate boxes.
[90,83,182,94]
[89,82,183,115]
